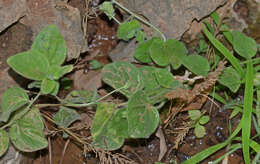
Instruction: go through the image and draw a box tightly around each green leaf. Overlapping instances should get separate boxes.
[149,38,168,66]
[102,61,144,98]
[41,78,57,95]
[166,39,187,70]
[194,124,206,138]
[7,50,49,80]
[242,61,254,164]
[10,107,48,152]
[188,110,201,120]
[28,81,41,89]
[91,103,127,150]
[232,30,257,59]
[99,2,115,20]
[0,130,9,157]
[49,82,59,96]
[127,90,159,138]
[218,67,241,93]
[61,65,73,75]
[47,65,64,80]
[139,66,170,104]
[65,90,95,104]
[89,60,103,70]
[155,68,181,89]
[117,20,141,41]
[202,25,244,76]
[136,30,146,43]
[230,107,241,119]
[199,116,210,125]
[134,38,158,63]
[54,106,80,128]
[182,54,210,76]
[0,87,29,122]
[31,25,66,65]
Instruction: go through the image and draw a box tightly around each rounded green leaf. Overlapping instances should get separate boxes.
[0,130,9,157]
[155,68,181,89]
[199,116,210,125]
[165,39,187,70]
[91,103,127,150]
[134,38,159,63]
[31,25,67,65]
[127,90,159,138]
[182,54,210,76]
[150,39,169,66]
[117,20,141,41]
[188,110,201,120]
[7,50,49,80]
[41,79,57,94]
[54,106,80,128]
[218,67,241,93]
[102,61,144,98]
[89,60,103,70]
[10,108,48,152]
[232,30,257,59]
[194,124,206,138]
[0,87,29,122]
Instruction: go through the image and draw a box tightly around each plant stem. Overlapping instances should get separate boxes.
[112,0,166,41]
[0,92,41,130]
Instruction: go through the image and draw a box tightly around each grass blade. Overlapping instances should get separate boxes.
[202,25,244,76]
[242,60,254,164]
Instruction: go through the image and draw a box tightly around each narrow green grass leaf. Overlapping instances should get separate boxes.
[202,26,244,76]
[242,60,254,164]
[183,122,241,164]
[250,139,260,152]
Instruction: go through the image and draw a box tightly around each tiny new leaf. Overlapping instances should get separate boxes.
[10,107,48,152]
[127,90,159,138]
[0,87,29,122]
[91,103,128,150]
[0,129,9,157]
[31,25,67,66]
[41,78,57,95]
[188,110,201,121]
[102,61,144,98]
[117,20,141,41]
[7,50,49,81]
[194,124,206,138]
[65,90,94,104]
[99,2,115,20]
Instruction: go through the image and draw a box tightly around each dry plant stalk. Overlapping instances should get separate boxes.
[165,60,226,112]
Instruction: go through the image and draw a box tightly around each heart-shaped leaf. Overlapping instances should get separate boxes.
[7,50,49,80]
[127,90,159,138]
[102,61,144,98]
[91,103,128,150]
[117,20,141,41]
[10,107,48,152]
[31,25,67,66]
[0,130,9,157]
[232,30,257,59]
[54,106,81,128]
[182,54,210,76]
[218,67,241,93]
[0,87,29,122]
